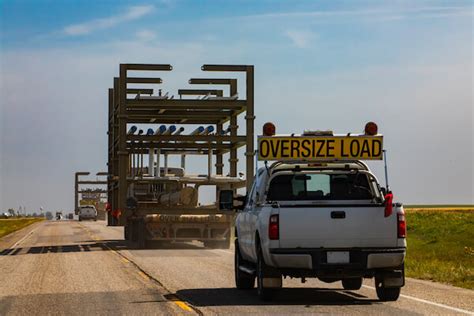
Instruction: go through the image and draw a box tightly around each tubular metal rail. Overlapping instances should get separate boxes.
[107,64,255,232]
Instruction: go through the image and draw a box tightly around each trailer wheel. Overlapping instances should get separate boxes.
[124,225,129,241]
[137,220,146,249]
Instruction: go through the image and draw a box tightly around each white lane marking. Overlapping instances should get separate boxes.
[9,223,40,249]
[362,285,474,315]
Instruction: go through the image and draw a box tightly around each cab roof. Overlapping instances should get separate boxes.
[268,160,370,172]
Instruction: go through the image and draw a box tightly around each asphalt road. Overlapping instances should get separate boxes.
[1,220,473,315]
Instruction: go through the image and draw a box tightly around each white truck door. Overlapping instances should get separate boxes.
[237,181,255,260]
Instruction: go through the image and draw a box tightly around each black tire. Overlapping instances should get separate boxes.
[124,225,129,241]
[342,277,363,290]
[256,248,279,301]
[137,220,146,249]
[234,240,255,289]
[375,277,401,301]
[78,217,82,222]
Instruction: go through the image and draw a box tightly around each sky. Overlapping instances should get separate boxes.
[0,0,472,213]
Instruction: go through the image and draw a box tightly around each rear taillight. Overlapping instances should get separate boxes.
[269,214,279,240]
[397,212,406,238]
[384,192,393,217]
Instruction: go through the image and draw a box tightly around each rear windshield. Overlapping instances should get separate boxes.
[267,173,374,201]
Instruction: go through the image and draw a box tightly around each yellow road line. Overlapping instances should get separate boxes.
[79,222,197,314]
[121,257,130,264]
[138,271,149,281]
[174,301,193,312]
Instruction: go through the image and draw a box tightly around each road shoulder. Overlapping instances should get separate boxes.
[0,220,44,250]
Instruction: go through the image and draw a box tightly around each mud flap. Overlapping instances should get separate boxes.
[378,270,404,288]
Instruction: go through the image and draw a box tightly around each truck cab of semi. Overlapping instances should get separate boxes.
[220,122,406,301]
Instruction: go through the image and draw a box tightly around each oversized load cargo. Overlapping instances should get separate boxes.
[158,187,198,207]
[107,63,255,248]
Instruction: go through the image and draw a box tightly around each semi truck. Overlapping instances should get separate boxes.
[107,63,255,249]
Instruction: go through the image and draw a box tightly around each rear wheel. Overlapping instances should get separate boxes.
[375,277,401,301]
[342,277,363,290]
[234,240,255,289]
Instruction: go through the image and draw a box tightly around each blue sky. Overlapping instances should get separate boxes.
[0,0,472,212]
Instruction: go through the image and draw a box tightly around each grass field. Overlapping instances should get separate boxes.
[0,218,44,239]
[405,208,474,289]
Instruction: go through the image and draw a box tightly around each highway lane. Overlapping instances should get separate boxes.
[1,220,473,315]
[0,220,189,315]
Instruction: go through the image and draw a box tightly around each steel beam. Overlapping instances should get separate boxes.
[126,77,162,84]
[188,78,235,85]
[178,89,223,96]
[201,64,248,72]
[123,64,172,71]
[127,88,154,94]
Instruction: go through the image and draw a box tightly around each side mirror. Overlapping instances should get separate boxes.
[218,191,246,211]
[219,190,234,210]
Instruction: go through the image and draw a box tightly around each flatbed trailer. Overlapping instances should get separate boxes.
[107,63,254,248]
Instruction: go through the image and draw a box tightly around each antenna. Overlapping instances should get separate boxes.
[383,149,390,192]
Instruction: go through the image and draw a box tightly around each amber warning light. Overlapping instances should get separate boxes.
[364,122,378,136]
[263,122,276,136]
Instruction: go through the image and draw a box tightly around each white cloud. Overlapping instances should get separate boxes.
[63,5,154,36]
[136,29,157,41]
[284,30,314,48]
[234,5,472,21]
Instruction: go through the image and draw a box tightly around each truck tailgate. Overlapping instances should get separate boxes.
[278,206,398,248]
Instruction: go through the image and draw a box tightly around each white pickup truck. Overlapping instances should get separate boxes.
[219,123,406,301]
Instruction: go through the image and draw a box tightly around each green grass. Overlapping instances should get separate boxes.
[405,209,474,289]
[0,218,45,239]
[405,205,474,210]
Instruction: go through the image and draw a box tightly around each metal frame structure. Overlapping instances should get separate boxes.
[107,64,255,234]
[74,171,108,218]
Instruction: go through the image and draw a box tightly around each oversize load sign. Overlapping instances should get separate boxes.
[258,136,383,161]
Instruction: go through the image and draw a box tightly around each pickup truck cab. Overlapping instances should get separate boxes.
[222,122,406,301]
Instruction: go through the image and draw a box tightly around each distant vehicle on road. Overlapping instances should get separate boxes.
[78,205,97,221]
[68,213,74,220]
[56,212,63,220]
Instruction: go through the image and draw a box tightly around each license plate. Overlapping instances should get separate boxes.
[327,251,350,264]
